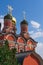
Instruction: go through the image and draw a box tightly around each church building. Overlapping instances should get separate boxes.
[0,6,43,65]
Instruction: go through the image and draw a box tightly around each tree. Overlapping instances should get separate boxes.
[0,40,20,65]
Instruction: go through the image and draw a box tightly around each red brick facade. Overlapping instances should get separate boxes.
[0,13,43,65]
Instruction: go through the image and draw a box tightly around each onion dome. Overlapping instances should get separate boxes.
[20,19,28,25]
[4,14,12,20]
[12,17,16,24]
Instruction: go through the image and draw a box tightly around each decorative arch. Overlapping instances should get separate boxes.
[25,39,34,51]
[4,34,16,41]
[25,39,36,51]
[4,34,16,49]
[23,52,43,65]
[17,37,26,52]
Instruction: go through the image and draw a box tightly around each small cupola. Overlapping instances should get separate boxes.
[20,19,28,33]
[4,14,12,20]
[20,19,28,25]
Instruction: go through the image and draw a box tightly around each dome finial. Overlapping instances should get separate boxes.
[23,11,26,20]
[8,5,13,15]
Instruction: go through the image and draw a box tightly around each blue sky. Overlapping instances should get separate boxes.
[0,0,43,58]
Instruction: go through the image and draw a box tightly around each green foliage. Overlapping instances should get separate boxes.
[0,40,20,65]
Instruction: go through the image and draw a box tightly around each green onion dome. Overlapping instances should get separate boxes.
[4,14,12,20]
[20,19,28,25]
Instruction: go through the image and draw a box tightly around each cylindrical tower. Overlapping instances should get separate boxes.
[3,14,16,34]
[20,19,30,39]
[3,14,12,33]
[20,19,28,33]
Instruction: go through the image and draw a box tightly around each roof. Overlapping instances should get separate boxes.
[20,19,28,25]
[19,33,38,43]
[4,14,12,20]
[16,51,43,65]
[28,37,38,43]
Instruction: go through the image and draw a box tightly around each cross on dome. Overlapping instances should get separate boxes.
[23,11,26,20]
[8,5,13,15]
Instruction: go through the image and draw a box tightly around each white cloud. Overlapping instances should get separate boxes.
[0,15,4,18]
[29,31,34,34]
[36,42,43,59]
[31,31,43,39]
[30,20,43,39]
[31,20,40,28]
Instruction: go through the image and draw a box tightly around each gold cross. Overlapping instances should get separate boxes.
[8,5,13,15]
[23,11,26,20]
